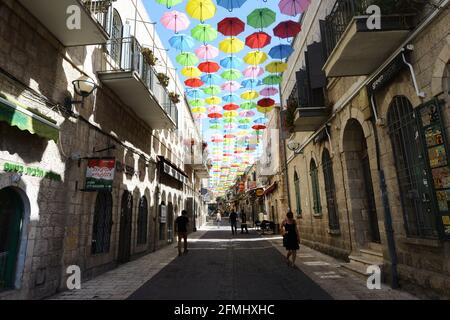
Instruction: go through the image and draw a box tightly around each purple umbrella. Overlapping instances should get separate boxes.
[260,87,279,96]
[278,0,311,16]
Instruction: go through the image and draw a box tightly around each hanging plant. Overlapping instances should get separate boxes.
[157,73,170,87]
[141,48,158,66]
[168,92,180,104]
[285,99,297,133]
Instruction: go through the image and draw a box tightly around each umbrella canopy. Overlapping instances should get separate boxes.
[193,113,207,120]
[220,56,243,69]
[217,17,245,36]
[203,85,222,95]
[208,106,223,113]
[223,94,239,103]
[223,118,237,123]
[254,117,267,124]
[238,124,250,129]
[211,135,224,143]
[195,44,219,60]
[273,20,302,39]
[221,69,242,81]
[265,61,288,73]
[252,124,267,130]
[186,88,204,99]
[278,0,311,16]
[186,0,217,22]
[240,101,257,110]
[191,107,207,113]
[241,90,259,100]
[257,105,274,113]
[242,66,264,78]
[209,124,223,129]
[205,96,222,105]
[247,8,276,29]
[217,0,247,12]
[269,44,294,59]
[245,32,272,49]
[241,78,262,89]
[191,24,218,43]
[258,98,275,107]
[155,0,183,9]
[185,78,204,87]
[223,103,240,111]
[244,51,268,65]
[219,37,245,54]
[201,73,222,85]
[221,81,241,92]
[260,87,279,96]
[160,10,190,33]
[176,52,199,66]
[239,110,256,117]
[181,66,201,77]
[223,111,238,118]
[208,113,223,119]
[189,98,205,107]
[262,74,282,85]
[198,61,220,73]
[238,118,252,124]
[169,34,195,51]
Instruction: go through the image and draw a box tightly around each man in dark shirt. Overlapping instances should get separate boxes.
[240,211,249,234]
[175,210,189,256]
[229,210,238,235]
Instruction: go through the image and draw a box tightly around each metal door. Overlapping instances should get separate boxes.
[118,191,133,263]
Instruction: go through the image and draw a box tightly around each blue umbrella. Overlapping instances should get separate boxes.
[209,119,221,124]
[201,74,222,86]
[186,89,204,99]
[223,94,240,103]
[241,78,262,89]
[217,0,247,12]
[220,56,243,69]
[169,34,195,51]
[254,117,267,124]
[269,44,294,59]
[238,125,250,129]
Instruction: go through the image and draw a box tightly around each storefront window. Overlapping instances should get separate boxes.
[91,191,113,254]
[322,149,339,230]
[136,197,148,245]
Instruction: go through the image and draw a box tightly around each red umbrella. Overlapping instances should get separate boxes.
[218,17,245,36]
[245,32,272,49]
[258,98,275,107]
[224,134,235,139]
[252,124,267,130]
[223,103,239,111]
[273,20,302,39]
[208,113,223,119]
[185,78,204,88]
[198,61,220,73]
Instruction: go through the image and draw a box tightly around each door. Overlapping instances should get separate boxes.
[167,203,174,244]
[118,191,133,263]
[0,188,24,289]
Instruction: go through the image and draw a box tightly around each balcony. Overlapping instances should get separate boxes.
[98,37,178,130]
[18,0,113,46]
[321,0,417,77]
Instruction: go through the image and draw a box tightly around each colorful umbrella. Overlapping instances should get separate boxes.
[203,85,222,95]
[242,66,265,78]
[220,56,243,69]
[239,118,252,124]
[169,34,195,51]
[208,106,223,113]
[254,117,267,124]
[224,124,236,129]
[260,87,279,96]
[201,73,222,85]
[181,66,202,77]
[223,118,237,124]
[247,8,276,29]
[269,44,294,59]
[223,103,240,111]
[191,24,218,43]
[217,0,247,12]
[195,44,219,60]
[217,17,245,36]
[186,0,217,22]
[273,20,302,39]
[223,110,238,117]
[198,61,220,73]
[176,52,199,66]
[257,105,274,114]
[219,37,245,54]
[211,135,224,143]
[208,113,223,119]
[221,81,241,92]
[155,0,183,9]
[245,32,272,49]
[185,78,204,87]
[186,88,204,98]
[210,124,223,129]
[205,96,222,105]
[240,102,257,110]
[192,107,207,113]
[241,78,262,89]
[193,113,207,120]
[238,125,250,129]
[241,90,259,100]
[189,98,205,107]
[223,94,239,103]
[262,75,282,85]
[160,11,190,33]
[265,61,288,73]
[239,110,256,117]
[243,51,268,65]
[258,98,275,107]
[252,124,267,130]
[278,0,311,17]
[221,69,242,81]
[209,118,221,124]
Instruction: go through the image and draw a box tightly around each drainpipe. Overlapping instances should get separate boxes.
[278,84,292,213]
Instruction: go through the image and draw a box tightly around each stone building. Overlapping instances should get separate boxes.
[0,0,208,299]
[281,0,450,296]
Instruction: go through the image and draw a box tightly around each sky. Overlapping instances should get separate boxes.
[142,0,304,194]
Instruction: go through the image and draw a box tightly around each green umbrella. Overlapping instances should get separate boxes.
[189,99,205,107]
[203,85,222,95]
[223,118,237,124]
[247,8,276,29]
[210,124,223,129]
[240,102,257,110]
[221,69,242,81]
[191,24,218,43]
[155,0,183,8]
[239,118,252,124]
[262,75,282,85]
[176,52,199,66]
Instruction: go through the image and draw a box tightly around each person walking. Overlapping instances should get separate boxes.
[281,211,300,268]
[175,210,189,256]
[240,211,249,234]
[216,210,222,228]
[229,209,238,235]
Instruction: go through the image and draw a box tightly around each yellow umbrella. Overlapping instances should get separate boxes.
[186,0,216,22]
[224,111,238,117]
[181,66,201,77]
[241,90,259,100]
[192,107,207,113]
[243,51,268,65]
[219,37,245,54]
[265,61,288,73]
[205,96,222,105]
[257,105,274,113]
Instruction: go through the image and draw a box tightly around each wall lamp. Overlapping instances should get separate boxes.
[287,140,303,154]
[64,75,98,111]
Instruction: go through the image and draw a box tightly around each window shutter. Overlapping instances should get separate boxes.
[296,69,309,107]
[307,42,327,89]
[121,23,132,70]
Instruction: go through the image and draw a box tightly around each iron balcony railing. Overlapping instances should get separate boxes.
[103,36,178,126]
[80,0,115,34]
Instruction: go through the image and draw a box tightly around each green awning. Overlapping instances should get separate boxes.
[0,96,59,142]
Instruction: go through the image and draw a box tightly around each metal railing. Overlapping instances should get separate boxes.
[80,0,115,33]
[102,36,178,126]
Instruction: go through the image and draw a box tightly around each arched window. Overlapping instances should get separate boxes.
[310,159,322,214]
[136,197,148,245]
[91,191,113,254]
[110,9,123,65]
[388,96,438,238]
[293,171,302,216]
[322,149,339,230]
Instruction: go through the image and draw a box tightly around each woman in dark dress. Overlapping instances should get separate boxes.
[281,211,300,268]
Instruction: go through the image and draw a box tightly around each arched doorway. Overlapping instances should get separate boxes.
[343,119,381,247]
[0,187,24,289]
[167,203,174,244]
[118,191,133,263]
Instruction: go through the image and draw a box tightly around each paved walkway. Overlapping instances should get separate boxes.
[50,224,417,300]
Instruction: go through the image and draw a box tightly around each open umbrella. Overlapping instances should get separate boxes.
[269,44,294,59]
[195,44,219,60]
[217,0,247,12]
[273,20,302,39]
[221,69,242,81]
[241,78,262,89]
[186,88,204,98]
[185,78,204,88]
[243,51,268,65]
[239,110,256,117]
[191,24,218,43]
[160,10,190,33]
[223,94,239,103]
[221,81,241,92]
[210,124,223,129]
[201,73,222,85]
[193,113,207,120]
[217,17,245,36]
[220,56,243,69]
[257,105,274,114]
[219,37,245,54]
[192,107,207,113]
[203,85,221,95]
[240,101,257,110]
[245,32,272,49]
[278,0,311,16]
[155,0,183,9]
[169,34,195,51]
[176,52,199,66]
[223,103,240,111]
[224,110,238,117]
[189,98,205,107]
[181,66,201,77]
[242,66,264,78]
[260,87,279,96]
[247,8,276,29]
[241,90,259,100]
[262,75,282,85]
[198,61,220,73]
[258,98,275,107]
[265,61,288,73]
[186,0,217,22]
[239,118,252,124]
[205,96,222,105]
[208,106,223,113]
[208,113,223,119]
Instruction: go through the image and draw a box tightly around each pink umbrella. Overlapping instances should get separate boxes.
[278,0,311,16]
[260,87,279,96]
[208,106,223,113]
[224,124,236,129]
[160,11,190,33]
[221,81,241,92]
[243,66,264,78]
[194,113,207,120]
[239,110,256,117]
[211,135,224,143]
[195,44,219,60]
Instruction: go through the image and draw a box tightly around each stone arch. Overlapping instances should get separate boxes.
[339,107,374,154]
[431,35,450,97]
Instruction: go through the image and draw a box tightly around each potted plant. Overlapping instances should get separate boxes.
[157,73,170,87]
[169,92,180,104]
[141,47,158,66]
[285,99,297,133]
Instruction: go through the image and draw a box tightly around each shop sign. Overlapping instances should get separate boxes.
[85,158,115,191]
[256,188,265,197]
[3,162,62,181]
[160,204,167,223]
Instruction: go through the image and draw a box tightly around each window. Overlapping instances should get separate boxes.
[91,191,113,254]
[294,171,302,216]
[310,160,322,214]
[136,197,148,245]
[322,149,339,230]
[110,9,123,65]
